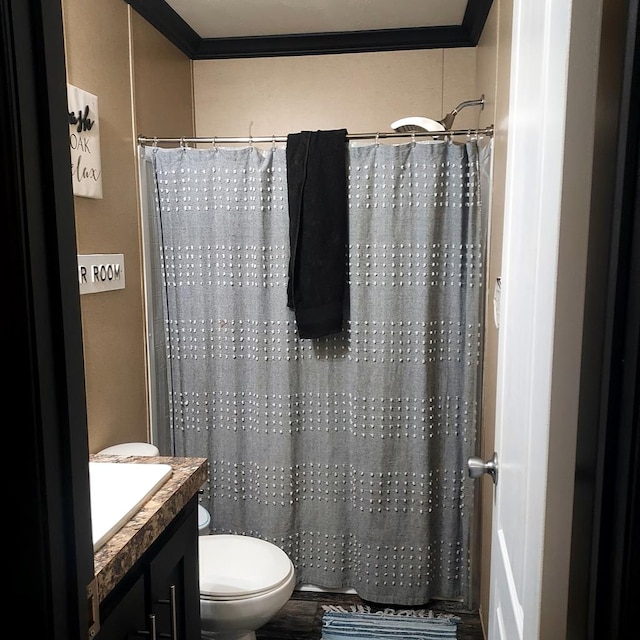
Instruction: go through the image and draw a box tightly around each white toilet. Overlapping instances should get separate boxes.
[99,443,296,640]
[96,442,160,456]
[198,527,296,640]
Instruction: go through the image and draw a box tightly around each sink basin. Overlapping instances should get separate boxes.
[89,461,172,550]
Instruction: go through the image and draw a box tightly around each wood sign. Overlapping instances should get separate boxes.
[67,84,103,199]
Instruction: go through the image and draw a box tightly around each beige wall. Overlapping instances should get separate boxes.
[193,49,479,137]
[62,0,193,453]
[131,12,194,140]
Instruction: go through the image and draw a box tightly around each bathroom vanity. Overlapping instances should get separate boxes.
[90,456,208,640]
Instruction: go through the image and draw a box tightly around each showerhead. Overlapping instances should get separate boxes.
[391,96,485,133]
[390,116,446,133]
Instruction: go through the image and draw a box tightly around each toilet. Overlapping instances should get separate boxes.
[198,504,211,533]
[96,442,160,456]
[100,443,296,640]
[198,529,296,640]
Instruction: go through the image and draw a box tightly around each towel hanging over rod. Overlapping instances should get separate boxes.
[137,126,494,146]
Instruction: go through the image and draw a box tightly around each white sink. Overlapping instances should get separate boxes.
[89,461,172,550]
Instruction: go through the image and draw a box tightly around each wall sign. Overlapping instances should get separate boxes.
[78,254,125,294]
[67,84,103,199]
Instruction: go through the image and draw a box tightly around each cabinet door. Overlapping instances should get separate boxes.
[148,499,200,640]
[95,574,148,640]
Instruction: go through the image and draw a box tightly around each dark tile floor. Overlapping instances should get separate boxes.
[256,590,484,640]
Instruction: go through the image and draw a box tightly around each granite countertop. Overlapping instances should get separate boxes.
[91,455,208,603]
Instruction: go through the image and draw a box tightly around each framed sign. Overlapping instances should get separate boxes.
[77,254,125,294]
[67,84,103,199]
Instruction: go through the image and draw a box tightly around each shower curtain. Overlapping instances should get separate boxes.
[141,138,490,607]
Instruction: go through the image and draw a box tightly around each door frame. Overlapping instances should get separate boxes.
[4,1,93,638]
[567,0,640,637]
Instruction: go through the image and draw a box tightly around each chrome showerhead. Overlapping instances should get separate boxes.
[391,96,485,133]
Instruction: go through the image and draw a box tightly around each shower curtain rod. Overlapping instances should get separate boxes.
[137,125,494,146]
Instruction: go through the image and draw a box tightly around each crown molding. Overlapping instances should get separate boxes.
[125,0,493,59]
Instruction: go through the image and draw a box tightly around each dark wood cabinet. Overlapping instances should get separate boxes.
[94,574,147,640]
[96,497,200,640]
[148,499,201,640]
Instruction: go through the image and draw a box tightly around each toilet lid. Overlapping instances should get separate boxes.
[97,442,160,457]
[199,535,293,598]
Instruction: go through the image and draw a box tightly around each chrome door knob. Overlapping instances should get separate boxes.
[468,452,498,484]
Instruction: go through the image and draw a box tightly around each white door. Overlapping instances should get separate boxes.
[484,0,602,637]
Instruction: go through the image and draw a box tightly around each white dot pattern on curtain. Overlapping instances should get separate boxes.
[144,140,488,606]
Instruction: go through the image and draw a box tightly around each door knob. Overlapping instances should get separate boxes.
[467,452,498,484]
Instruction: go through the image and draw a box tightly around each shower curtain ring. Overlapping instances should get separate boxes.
[272,135,277,150]
[375,132,380,147]
[212,136,218,150]
[411,131,416,146]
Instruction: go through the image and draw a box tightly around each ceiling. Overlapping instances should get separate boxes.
[125,0,493,59]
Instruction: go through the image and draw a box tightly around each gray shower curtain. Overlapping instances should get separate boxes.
[141,139,489,607]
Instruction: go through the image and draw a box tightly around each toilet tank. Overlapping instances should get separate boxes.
[198,504,211,535]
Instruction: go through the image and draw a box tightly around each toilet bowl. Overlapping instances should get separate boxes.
[99,444,295,640]
[199,534,296,640]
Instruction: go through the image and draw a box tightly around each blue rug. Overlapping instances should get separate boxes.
[320,605,459,639]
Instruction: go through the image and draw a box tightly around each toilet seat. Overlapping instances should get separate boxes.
[199,535,294,600]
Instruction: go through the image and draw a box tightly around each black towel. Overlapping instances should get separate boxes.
[286,129,348,339]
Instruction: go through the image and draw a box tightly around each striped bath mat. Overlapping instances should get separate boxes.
[321,605,459,639]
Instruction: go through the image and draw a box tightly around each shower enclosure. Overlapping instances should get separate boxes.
[139,136,491,607]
